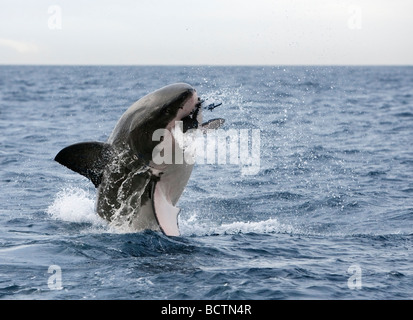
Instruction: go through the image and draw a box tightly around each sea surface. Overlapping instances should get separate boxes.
[0,65,412,300]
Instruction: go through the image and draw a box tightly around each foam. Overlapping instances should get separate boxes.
[46,187,106,226]
[179,213,294,237]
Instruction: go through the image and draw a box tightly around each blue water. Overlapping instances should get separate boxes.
[0,66,412,299]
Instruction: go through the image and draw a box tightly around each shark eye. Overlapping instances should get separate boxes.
[162,106,172,115]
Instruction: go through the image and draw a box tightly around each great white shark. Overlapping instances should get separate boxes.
[55,83,224,236]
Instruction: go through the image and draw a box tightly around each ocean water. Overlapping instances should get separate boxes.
[0,65,412,300]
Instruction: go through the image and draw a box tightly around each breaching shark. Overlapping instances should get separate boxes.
[55,83,224,236]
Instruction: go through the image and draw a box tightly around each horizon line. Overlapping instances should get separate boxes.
[1,63,412,67]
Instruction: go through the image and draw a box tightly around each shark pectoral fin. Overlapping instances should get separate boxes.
[54,142,114,188]
[201,118,225,131]
[152,182,180,237]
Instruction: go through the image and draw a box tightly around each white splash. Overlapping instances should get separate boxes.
[46,187,106,226]
[179,213,294,237]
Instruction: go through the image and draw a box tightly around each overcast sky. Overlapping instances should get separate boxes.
[0,0,412,65]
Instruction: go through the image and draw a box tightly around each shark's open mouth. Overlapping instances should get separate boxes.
[181,98,202,133]
[181,98,224,133]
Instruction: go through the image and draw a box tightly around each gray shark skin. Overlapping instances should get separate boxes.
[55,83,224,236]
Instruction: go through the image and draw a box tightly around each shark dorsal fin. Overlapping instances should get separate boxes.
[54,142,114,188]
